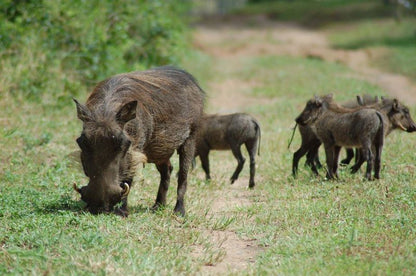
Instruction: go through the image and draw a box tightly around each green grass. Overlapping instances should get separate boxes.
[201,53,416,274]
[327,17,416,81]
[237,0,416,81]
[2,52,416,274]
[2,2,416,274]
[236,0,394,27]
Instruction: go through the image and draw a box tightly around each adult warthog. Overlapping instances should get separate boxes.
[194,113,261,188]
[296,95,384,180]
[73,66,205,216]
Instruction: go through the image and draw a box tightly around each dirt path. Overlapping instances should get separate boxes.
[191,14,416,275]
[194,14,416,106]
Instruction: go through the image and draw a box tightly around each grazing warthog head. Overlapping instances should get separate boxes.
[381,98,416,133]
[73,99,137,215]
[295,95,332,126]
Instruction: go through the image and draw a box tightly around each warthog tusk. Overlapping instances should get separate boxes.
[397,122,407,131]
[73,182,81,193]
[121,182,130,198]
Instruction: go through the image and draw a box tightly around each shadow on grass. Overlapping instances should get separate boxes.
[36,195,85,214]
[37,196,152,217]
[128,204,153,214]
[274,8,393,28]
[232,0,398,28]
[334,35,416,50]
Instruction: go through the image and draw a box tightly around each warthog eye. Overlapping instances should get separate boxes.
[76,134,91,152]
[113,133,131,153]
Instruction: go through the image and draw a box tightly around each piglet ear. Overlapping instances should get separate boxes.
[393,99,399,111]
[326,93,334,101]
[313,95,323,107]
[356,95,364,106]
[74,98,91,122]
[116,101,137,126]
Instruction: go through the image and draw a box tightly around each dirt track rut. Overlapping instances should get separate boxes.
[192,14,416,275]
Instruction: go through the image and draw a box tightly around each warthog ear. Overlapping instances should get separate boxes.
[357,95,364,106]
[393,99,399,111]
[116,101,137,126]
[314,95,323,107]
[73,98,91,122]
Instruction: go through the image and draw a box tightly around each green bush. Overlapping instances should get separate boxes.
[0,0,191,101]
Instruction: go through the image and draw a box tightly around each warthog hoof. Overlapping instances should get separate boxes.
[114,208,129,217]
[173,201,185,217]
[151,202,166,212]
[340,159,350,166]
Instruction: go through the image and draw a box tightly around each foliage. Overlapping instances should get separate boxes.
[236,0,395,27]
[238,0,416,81]
[1,0,416,274]
[327,17,416,81]
[1,49,416,274]
[0,0,191,102]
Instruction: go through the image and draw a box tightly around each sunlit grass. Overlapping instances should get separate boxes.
[327,17,416,81]
[1,7,416,275]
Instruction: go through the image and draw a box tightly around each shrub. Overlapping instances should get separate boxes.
[0,0,191,101]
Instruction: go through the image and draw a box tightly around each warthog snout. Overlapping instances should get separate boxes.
[73,182,130,215]
[405,120,416,132]
[386,98,416,133]
[295,97,324,126]
[295,114,307,126]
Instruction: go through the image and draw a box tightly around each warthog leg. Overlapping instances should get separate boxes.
[340,148,354,166]
[306,143,321,175]
[324,144,339,180]
[230,144,245,184]
[245,139,258,188]
[174,135,196,216]
[361,145,373,180]
[199,150,211,180]
[332,145,342,179]
[292,145,308,177]
[374,131,384,180]
[350,149,365,174]
[293,141,321,177]
[153,161,173,211]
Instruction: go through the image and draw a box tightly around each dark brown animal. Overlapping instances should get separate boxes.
[291,123,322,176]
[73,66,205,216]
[349,97,416,173]
[292,95,380,176]
[194,113,261,188]
[296,95,384,180]
[340,95,380,165]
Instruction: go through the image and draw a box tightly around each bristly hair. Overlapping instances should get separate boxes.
[84,66,205,133]
[120,150,147,184]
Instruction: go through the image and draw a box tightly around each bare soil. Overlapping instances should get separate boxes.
[191,14,416,275]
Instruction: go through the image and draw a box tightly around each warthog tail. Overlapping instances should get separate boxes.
[375,111,384,149]
[287,123,298,149]
[253,119,261,156]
